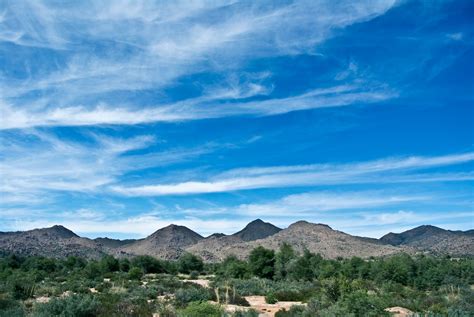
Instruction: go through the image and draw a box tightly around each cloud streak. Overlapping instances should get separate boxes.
[112,152,474,196]
[0,130,212,202]
[1,0,398,130]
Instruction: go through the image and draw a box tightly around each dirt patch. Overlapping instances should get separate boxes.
[184,279,210,288]
[35,296,50,303]
[244,296,306,317]
[385,306,414,316]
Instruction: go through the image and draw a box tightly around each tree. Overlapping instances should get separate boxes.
[119,258,130,272]
[128,267,143,280]
[248,246,275,279]
[288,249,316,281]
[131,255,166,274]
[219,255,250,279]
[99,255,119,273]
[275,243,295,280]
[177,253,204,274]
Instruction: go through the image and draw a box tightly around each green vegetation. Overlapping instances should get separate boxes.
[0,246,472,316]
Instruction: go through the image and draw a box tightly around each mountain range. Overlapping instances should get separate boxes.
[0,220,472,261]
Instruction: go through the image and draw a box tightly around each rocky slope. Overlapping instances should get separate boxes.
[187,221,406,261]
[186,219,282,261]
[1,221,472,260]
[380,225,474,256]
[0,225,105,259]
[118,224,204,260]
[232,219,281,241]
[94,237,138,249]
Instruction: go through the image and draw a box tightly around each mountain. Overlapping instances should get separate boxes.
[380,225,474,256]
[187,221,406,262]
[118,224,204,260]
[1,222,472,261]
[206,233,227,239]
[231,219,281,241]
[94,237,138,248]
[0,225,105,259]
[185,219,281,261]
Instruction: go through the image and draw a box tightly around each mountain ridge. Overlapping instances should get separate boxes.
[380,225,474,256]
[1,221,472,261]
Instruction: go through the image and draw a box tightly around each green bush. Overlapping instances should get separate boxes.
[128,267,143,280]
[132,255,167,274]
[0,293,25,317]
[96,292,155,317]
[33,294,99,317]
[248,247,275,279]
[177,253,203,274]
[232,309,259,317]
[218,256,250,279]
[175,286,212,307]
[265,292,277,304]
[275,305,306,317]
[177,301,223,317]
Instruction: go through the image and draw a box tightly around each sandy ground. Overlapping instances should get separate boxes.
[385,306,414,316]
[183,279,211,288]
[245,296,306,317]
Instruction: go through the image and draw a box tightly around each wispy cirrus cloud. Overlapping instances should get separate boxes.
[1,0,398,130]
[235,192,430,217]
[0,84,394,130]
[112,152,474,196]
[0,130,212,202]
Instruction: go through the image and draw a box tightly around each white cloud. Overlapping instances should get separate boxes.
[112,152,474,196]
[0,0,398,129]
[236,192,429,217]
[446,32,463,41]
[0,130,212,200]
[0,83,394,130]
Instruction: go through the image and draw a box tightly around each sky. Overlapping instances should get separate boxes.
[0,0,473,239]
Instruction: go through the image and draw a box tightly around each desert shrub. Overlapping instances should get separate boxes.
[175,286,212,307]
[331,290,388,317]
[273,290,305,302]
[177,301,223,317]
[83,261,102,280]
[218,256,251,279]
[63,256,87,270]
[33,294,100,317]
[128,267,143,280]
[231,277,272,296]
[95,292,154,317]
[9,278,35,300]
[275,305,306,317]
[275,243,296,280]
[155,301,177,317]
[177,253,203,274]
[248,247,275,279]
[22,257,58,273]
[0,293,25,317]
[99,255,119,273]
[232,309,259,317]
[189,270,199,279]
[265,292,277,304]
[119,258,131,272]
[132,255,167,274]
[95,281,112,293]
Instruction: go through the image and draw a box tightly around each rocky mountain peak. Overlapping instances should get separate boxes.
[232,219,281,241]
[37,225,78,239]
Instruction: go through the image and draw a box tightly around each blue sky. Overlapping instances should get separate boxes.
[0,0,473,238]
